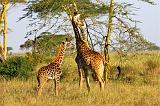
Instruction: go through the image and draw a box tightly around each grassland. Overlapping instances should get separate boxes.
[0,51,160,106]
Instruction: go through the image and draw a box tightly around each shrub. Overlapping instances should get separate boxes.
[0,56,34,80]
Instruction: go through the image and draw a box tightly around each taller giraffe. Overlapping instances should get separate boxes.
[71,12,105,92]
[36,38,69,96]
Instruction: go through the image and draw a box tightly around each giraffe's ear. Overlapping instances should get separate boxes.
[65,38,69,42]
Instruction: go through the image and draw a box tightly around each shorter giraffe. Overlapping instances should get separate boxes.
[36,38,70,96]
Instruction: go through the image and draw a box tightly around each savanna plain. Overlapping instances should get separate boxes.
[0,52,160,106]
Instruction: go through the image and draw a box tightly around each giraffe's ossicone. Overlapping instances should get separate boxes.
[36,38,70,96]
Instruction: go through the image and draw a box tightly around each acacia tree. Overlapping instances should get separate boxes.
[0,0,9,61]
[103,0,158,80]
[22,0,159,81]
[104,0,114,82]
[20,32,72,55]
[20,0,107,45]
[0,0,26,60]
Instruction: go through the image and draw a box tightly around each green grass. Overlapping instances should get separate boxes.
[0,51,160,106]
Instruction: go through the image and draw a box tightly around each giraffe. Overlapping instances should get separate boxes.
[36,38,70,96]
[71,12,105,92]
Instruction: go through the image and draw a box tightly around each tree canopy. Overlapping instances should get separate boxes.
[9,0,26,3]
[21,0,159,54]
[20,32,73,54]
[24,0,107,19]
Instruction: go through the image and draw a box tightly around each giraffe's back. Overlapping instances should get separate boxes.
[77,48,104,76]
[79,48,103,64]
[37,63,62,80]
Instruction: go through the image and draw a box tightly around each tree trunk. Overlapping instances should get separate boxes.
[0,0,8,60]
[0,3,4,61]
[104,0,114,83]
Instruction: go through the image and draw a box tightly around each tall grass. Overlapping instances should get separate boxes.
[0,80,160,106]
[0,51,160,106]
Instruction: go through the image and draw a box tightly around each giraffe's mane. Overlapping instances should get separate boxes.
[51,42,65,62]
[80,39,91,49]
[72,14,91,49]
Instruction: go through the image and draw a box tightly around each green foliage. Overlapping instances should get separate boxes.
[76,0,107,18]
[35,34,69,54]
[25,0,107,19]
[25,52,45,66]
[9,0,26,3]
[20,33,73,55]
[0,56,34,80]
[20,39,33,49]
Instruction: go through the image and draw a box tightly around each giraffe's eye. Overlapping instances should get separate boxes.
[62,42,65,44]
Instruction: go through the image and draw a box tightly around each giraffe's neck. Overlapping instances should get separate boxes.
[79,22,87,42]
[71,17,90,53]
[52,44,66,64]
[71,19,82,43]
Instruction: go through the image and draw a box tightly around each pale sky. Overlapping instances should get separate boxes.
[4,0,160,52]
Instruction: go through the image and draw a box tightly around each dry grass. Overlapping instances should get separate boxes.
[0,51,160,106]
[0,80,160,106]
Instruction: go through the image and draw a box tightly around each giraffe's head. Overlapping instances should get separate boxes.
[73,12,84,27]
[61,38,71,49]
[51,38,70,62]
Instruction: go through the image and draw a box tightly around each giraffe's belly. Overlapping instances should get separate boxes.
[48,76,55,79]
[48,72,56,79]
[47,71,62,80]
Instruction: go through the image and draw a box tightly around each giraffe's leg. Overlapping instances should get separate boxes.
[84,70,90,92]
[84,69,90,92]
[36,77,47,97]
[54,77,60,96]
[93,61,105,92]
[76,57,84,91]
[96,74,105,92]
[78,68,83,91]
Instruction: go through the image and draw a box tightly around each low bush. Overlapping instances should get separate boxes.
[0,56,34,80]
